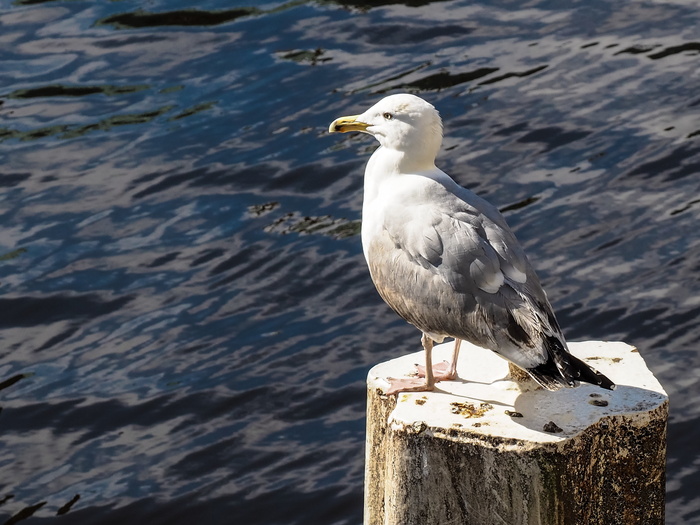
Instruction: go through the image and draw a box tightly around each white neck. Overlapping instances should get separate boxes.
[362,146,437,204]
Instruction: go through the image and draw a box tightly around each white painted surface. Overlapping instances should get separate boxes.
[368,341,667,447]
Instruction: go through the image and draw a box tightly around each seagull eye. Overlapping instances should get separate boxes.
[383,112,393,120]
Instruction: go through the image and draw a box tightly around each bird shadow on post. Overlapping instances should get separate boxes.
[364,340,667,525]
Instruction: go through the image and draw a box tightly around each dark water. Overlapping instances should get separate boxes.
[0,0,698,523]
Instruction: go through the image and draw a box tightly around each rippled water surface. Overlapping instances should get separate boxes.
[1,0,699,523]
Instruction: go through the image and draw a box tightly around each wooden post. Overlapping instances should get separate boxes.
[365,341,667,525]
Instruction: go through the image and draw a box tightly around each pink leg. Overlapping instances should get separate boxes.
[416,338,461,381]
[384,333,435,395]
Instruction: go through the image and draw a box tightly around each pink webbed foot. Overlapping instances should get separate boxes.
[416,360,458,381]
[381,337,461,395]
[383,376,434,396]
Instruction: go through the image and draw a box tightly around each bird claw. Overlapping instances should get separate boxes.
[383,377,434,395]
[415,360,458,381]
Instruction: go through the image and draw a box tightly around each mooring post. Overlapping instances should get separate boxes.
[364,341,667,525]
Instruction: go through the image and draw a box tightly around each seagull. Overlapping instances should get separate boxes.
[328,94,615,395]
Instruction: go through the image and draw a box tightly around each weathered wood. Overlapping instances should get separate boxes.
[365,341,667,525]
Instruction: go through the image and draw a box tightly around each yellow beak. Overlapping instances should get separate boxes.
[328,115,369,133]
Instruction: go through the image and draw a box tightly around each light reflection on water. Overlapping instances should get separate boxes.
[0,0,699,523]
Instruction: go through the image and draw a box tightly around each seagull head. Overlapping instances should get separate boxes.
[329,94,443,169]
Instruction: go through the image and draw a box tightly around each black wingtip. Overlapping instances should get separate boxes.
[526,357,572,391]
[598,375,617,390]
[526,337,617,392]
[568,353,616,391]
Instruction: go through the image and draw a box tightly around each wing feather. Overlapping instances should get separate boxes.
[365,177,561,369]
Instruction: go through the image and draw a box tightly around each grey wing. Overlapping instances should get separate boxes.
[368,187,560,369]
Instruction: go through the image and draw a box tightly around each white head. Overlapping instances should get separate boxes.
[329,94,443,171]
